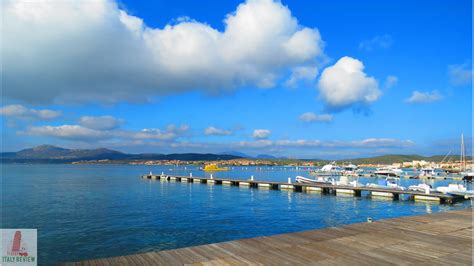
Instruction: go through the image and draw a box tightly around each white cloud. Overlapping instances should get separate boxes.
[3,0,325,104]
[299,112,333,123]
[285,66,319,88]
[0,104,61,120]
[252,129,271,139]
[132,125,189,140]
[405,90,443,104]
[232,138,414,149]
[25,125,108,140]
[205,126,232,136]
[79,115,124,130]
[448,63,473,86]
[24,124,189,141]
[317,56,381,110]
[384,75,398,89]
[359,34,393,51]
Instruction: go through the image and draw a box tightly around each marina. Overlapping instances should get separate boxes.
[2,164,472,265]
[66,207,473,265]
[143,173,472,204]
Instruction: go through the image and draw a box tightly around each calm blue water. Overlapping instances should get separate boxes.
[1,164,471,265]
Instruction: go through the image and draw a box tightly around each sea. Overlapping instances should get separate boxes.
[1,164,471,265]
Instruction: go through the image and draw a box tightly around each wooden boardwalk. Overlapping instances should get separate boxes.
[65,208,473,265]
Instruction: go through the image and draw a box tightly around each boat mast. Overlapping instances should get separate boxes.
[460,133,465,172]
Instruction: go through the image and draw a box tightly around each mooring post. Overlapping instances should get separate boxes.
[288,177,292,184]
[251,175,254,181]
[210,174,213,179]
[190,172,193,177]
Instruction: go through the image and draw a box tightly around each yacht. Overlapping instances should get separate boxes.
[312,162,343,176]
[341,163,360,177]
[417,167,444,179]
[374,166,403,177]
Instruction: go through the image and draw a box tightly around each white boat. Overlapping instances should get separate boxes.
[295,175,332,184]
[311,162,343,176]
[374,166,403,177]
[342,163,360,177]
[366,177,405,190]
[418,168,444,179]
[336,175,349,185]
[408,183,432,193]
[436,184,467,194]
[336,175,364,187]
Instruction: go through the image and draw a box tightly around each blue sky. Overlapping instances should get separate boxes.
[1,0,472,158]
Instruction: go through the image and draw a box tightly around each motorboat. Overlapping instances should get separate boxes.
[408,183,432,193]
[336,175,364,187]
[366,177,405,190]
[436,184,467,194]
[310,162,343,176]
[341,163,360,177]
[295,175,332,184]
[417,167,444,179]
[374,166,403,177]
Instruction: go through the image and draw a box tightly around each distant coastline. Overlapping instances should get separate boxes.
[1,145,471,169]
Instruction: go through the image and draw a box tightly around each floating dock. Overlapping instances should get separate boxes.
[141,174,467,204]
[65,208,472,265]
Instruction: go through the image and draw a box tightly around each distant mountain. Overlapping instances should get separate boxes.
[14,145,127,160]
[255,154,276,159]
[1,145,468,164]
[219,151,251,158]
[219,151,286,159]
[1,145,242,163]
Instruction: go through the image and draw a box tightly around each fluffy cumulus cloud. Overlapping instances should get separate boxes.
[79,115,124,130]
[317,56,381,111]
[2,0,325,104]
[448,62,473,86]
[405,90,443,104]
[0,104,61,120]
[284,66,319,88]
[252,129,271,139]
[358,34,393,51]
[204,126,232,136]
[299,112,333,123]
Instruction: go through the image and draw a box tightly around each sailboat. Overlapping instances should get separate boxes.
[460,133,473,182]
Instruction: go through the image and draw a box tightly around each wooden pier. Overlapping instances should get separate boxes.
[65,208,473,265]
[142,174,467,204]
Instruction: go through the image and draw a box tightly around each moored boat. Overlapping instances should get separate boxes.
[374,166,403,177]
[408,183,432,193]
[295,175,332,184]
[202,164,229,171]
[366,177,405,190]
[436,183,467,194]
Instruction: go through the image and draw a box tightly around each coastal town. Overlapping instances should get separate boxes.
[73,157,473,173]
